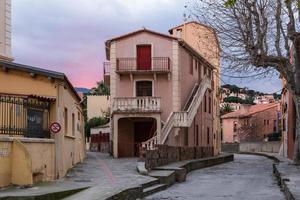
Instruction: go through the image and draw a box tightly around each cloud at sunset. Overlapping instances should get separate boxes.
[11,0,281,93]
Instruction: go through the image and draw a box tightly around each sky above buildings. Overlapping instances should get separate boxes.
[11,0,281,93]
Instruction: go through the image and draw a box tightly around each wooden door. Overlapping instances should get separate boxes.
[137,45,151,70]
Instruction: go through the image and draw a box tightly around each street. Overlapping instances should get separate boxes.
[145,154,285,200]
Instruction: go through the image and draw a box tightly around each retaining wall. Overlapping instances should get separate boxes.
[144,145,213,170]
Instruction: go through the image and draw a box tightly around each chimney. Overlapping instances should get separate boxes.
[0,0,13,61]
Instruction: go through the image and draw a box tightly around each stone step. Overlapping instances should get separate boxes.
[142,184,168,197]
[141,179,160,189]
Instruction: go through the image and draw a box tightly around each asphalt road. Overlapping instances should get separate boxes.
[145,154,285,200]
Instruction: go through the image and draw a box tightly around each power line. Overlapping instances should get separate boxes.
[221,69,272,79]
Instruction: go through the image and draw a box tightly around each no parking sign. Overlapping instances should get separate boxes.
[50,122,61,134]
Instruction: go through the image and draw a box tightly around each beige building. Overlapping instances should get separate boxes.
[87,95,110,119]
[0,1,85,187]
[0,61,86,187]
[104,22,221,158]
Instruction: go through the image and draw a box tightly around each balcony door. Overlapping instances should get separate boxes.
[137,45,151,70]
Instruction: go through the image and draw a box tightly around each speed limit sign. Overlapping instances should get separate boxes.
[50,122,61,134]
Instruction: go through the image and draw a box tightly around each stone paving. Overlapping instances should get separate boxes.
[145,154,285,200]
[63,152,156,200]
[0,152,156,199]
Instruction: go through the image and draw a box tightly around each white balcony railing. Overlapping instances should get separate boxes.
[112,97,161,112]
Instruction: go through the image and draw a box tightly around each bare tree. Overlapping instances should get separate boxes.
[188,0,300,163]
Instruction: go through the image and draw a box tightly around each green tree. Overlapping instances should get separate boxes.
[90,81,110,95]
[220,103,234,115]
[85,117,109,138]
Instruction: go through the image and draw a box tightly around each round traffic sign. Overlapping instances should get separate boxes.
[50,122,61,134]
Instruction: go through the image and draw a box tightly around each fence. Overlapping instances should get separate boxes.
[144,145,214,170]
[0,95,50,138]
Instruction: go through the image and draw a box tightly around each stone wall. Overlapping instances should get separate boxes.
[240,141,281,153]
[221,143,240,153]
[144,145,213,170]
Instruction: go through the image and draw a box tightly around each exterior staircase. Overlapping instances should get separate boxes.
[161,77,211,144]
[142,77,211,149]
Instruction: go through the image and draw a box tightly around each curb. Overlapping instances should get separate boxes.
[0,187,89,200]
[238,152,296,200]
[237,152,280,163]
[273,164,295,200]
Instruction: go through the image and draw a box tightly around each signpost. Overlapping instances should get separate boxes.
[50,122,61,134]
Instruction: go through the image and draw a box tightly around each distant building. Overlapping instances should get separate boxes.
[87,95,110,119]
[220,102,241,111]
[221,103,280,143]
[90,124,110,153]
[254,95,275,104]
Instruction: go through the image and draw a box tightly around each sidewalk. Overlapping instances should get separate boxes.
[0,152,156,200]
[240,152,300,200]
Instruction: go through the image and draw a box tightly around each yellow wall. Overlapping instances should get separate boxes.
[87,95,110,119]
[11,140,33,186]
[0,70,57,97]
[0,141,12,187]
[0,67,85,187]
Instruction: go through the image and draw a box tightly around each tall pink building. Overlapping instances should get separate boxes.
[104,22,221,158]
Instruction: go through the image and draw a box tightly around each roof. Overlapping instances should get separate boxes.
[221,103,279,119]
[168,21,221,53]
[105,28,177,60]
[0,60,82,102]
[104,27,215,69]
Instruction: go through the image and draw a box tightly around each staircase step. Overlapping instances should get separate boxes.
[141,179,160,188]
[142,183,168,197]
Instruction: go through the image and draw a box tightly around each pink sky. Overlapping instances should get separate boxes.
[11,0,281,93]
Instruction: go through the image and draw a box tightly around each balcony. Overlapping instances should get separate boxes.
[103,62,110,86]
[112,97,161,113]
[103,57,170,76]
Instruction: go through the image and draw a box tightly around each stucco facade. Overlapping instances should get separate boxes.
[87,95,110,119]
[222,103,280,143]
[280,80,296,160]
[0,61,85,188]
[105,23,221,158]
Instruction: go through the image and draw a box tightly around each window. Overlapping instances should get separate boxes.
[204,94,207,112]
[267,120,269,125]
[207,127,210,145]
[136,81,152,96]
[264,120,266,125]
[209,96,212,114]
[190,55,193,75]
[78,111,80,120]
[208,69,212,79]
[176,28,182,38]
[283,118,286,131]
[72,113,75,136]
[273,120,277,132]
[233,121,238,132]
[196,125,199,146]
[204,66,207,76]
[64,107,68,134]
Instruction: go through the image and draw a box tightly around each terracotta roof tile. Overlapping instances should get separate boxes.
[221,103,279,119]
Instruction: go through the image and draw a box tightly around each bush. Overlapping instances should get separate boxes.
[85,117,109,138]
